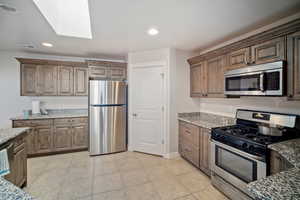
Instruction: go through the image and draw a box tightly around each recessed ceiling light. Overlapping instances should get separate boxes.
[0,4,16,12]
[42,42,53,47]
[147,28,159,36]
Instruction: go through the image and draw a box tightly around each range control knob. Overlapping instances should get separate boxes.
[248,145,254,152]
[242,143,248,149]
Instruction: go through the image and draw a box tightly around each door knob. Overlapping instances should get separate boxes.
[132,113,137,117]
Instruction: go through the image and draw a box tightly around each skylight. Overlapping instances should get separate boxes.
[33,0,92,39]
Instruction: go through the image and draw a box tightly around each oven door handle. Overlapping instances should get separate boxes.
[212,140,266,162]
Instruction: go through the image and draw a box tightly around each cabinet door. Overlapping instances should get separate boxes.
[35,126,53,153]
[109,67,126,80]
[53,125,72,151]
[37,65,58,96]
[190,62,207,97]
[21,64,38,96]
[74,67,88,96]
[251,37,285,64]
[200,128,211,176]
[14,145,27,187]
[89,66,107,78]
[287,31,300,100]
[58,66,74,96]
[72,124,88,149]
[207,56,225,97]
[226,47,250,71]
[26,129,35,156]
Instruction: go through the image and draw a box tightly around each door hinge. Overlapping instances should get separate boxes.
[160,73,164,78]
[162,140,165,144]
[161,106,164,112]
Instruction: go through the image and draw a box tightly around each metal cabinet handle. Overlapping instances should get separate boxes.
[185,130,191,134]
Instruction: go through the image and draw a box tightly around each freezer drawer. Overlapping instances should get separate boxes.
[89,105,126,155]
[89,80,126,105]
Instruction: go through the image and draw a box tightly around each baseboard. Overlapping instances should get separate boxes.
[163,152,180,159]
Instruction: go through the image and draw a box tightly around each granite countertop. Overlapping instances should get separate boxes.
[247,138,300,200]
[0,178,34,200]
[0,128,30,146]
[178,112,235,129]
[10,109,88,120]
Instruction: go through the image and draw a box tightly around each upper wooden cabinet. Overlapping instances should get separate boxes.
[206,56,225,98]
[58,66,74,96]
[17,58,88,96]
[226,47,250,71]
[250,37,286,64]
[190,62,207,97]
[37,65,58,96]
[87,60,127,80]
[21,64,38,96]
[287,31,300,100]
[74,67,88,96]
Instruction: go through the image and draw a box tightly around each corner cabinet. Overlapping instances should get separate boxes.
[178,121,211,176]
[190,62,207,97]
[287,31,300,100]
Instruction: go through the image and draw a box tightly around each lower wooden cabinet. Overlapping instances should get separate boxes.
[72,124,88,149]
[200,128,211,176]
[12,117,88,157]
[35,126,53,154]
[270,150,293,175]
[178,121,211,176]
[4,131,28,188]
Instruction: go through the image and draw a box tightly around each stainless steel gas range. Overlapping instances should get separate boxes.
[210,109,300,200]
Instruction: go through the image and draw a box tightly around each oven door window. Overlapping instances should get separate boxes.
[226,74,261,91]
[216,146,257,183]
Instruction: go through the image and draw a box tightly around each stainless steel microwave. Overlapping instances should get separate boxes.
[224,61,285,96]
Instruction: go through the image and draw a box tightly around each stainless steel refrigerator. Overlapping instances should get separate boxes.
[89,80,127,156]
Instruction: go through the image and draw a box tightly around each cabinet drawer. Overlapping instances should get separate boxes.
[72,117,88,124]
[179,121,200,147]
[181,139,199,167]
[13,120,52,127]
[54,118,73,125]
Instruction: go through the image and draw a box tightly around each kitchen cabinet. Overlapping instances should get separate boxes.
[251,37,286,65]
[200,128,211,176]
[178,120,211,176]
[74,67,88,96]
[17,58,88,96]
[270,150,293,175]
[190,62,207,97]
[35,126,53,154]
[287,31,300,100]
[206,56,225,98]
[72,123,88,149]
[58,66,74,96]
[37,65,58,96]
[4,131,28,188]
[226,47,250,71]
[21,64,38,96]
[12,117,88,157]
[87,60,127,80]
[53,125,72,151]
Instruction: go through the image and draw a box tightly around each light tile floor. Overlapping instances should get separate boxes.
[24,151,229,200]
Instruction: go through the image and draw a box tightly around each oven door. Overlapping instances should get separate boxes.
[211,140,266,193]
[224,68,283,96]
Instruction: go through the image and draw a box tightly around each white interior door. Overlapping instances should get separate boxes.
[129,63,165,156]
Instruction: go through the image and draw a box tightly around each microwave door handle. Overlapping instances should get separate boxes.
[260,73,266,92]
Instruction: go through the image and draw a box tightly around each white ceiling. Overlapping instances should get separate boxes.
[0,0,300,59]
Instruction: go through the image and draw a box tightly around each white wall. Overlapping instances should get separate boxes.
[0,51,124,128]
